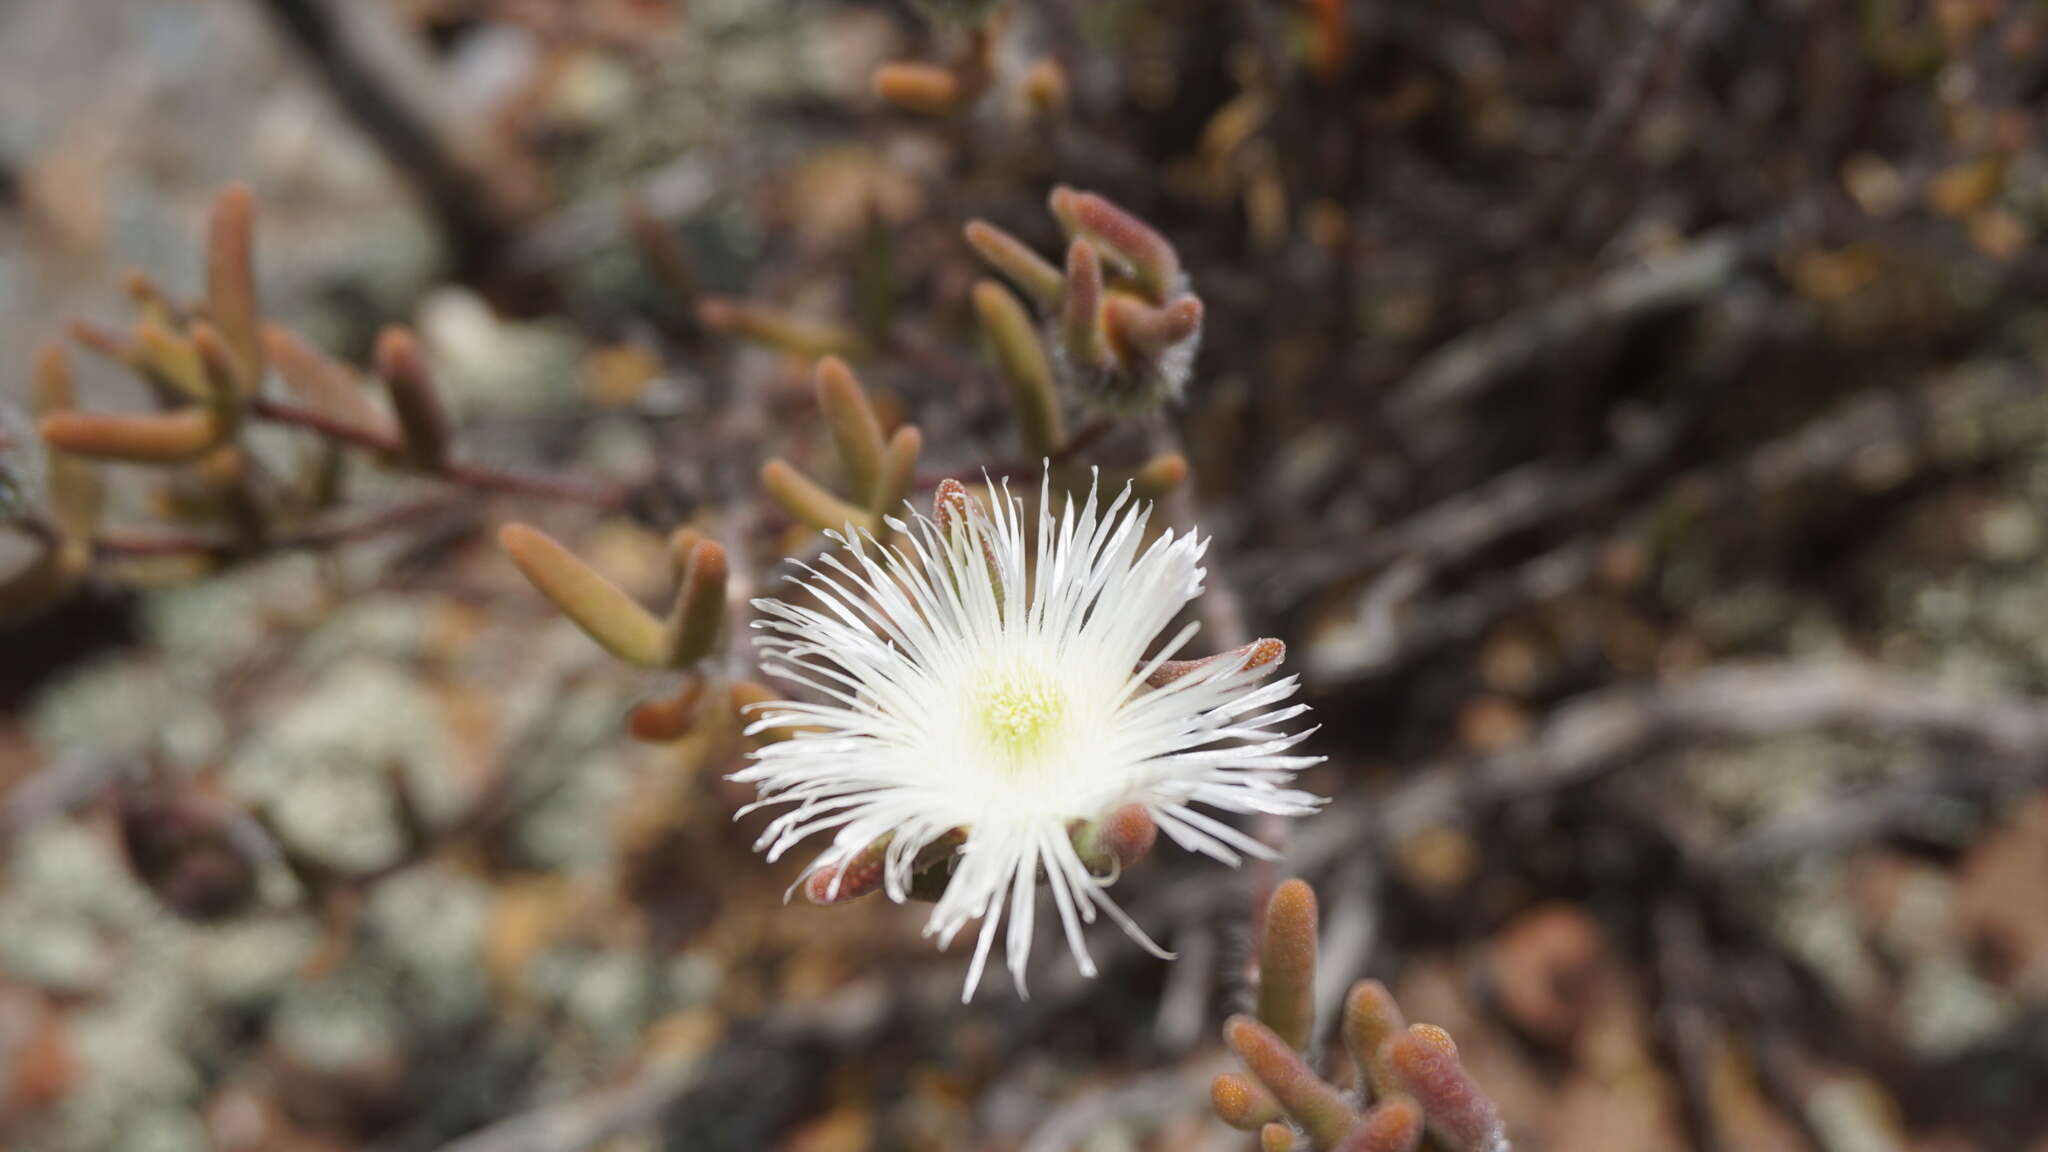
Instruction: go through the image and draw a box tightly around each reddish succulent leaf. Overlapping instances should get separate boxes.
[874,62,963,115]
[1212,1072,1284,1131]
[1343,980,1408,1101]
[1338,1096,1423,1152]
[1258,879,1319,1051]
[1226,1015,1358,1149]
[1387,1025,1504,1152]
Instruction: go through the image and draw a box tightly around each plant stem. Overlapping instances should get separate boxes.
[249,396,628,509]
[94,495,471,561]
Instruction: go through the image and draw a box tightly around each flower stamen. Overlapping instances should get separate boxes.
[976,670,1067,766]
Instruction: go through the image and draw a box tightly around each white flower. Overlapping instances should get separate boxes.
[736,473,1323,1000]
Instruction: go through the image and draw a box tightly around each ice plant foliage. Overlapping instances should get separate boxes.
[1216,882,1509,1151]
[737,474,1323,999]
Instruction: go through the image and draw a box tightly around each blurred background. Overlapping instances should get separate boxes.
[3,0,2048,1149]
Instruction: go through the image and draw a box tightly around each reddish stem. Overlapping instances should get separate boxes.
[94,495,470,560]
[249,395,393,453]
[249,395,627,509]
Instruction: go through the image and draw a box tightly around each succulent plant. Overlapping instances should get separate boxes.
[970,188,1206,413]
[0,182,620,624]
[1216,881,1508,1151]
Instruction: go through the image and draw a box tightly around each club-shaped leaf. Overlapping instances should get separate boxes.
[973,280,1063,456]
[666,535,728,666]
[1343,980,1408,1101]
[1336,1097,1424,1152]
[1386,1025,1504,1152]
[965,220,1065,309]
[1259,879,1319,1051]
[874,63,962,115]
[762,458,876,536]
[1050,186,1183,304]
[206,183,264,393]
[500,523,669,667]
[40,408,222,465]
[816,357,885,506]
[1226,1015,1358,1149]
[874,425,920,521]
[375,327,453,471]
[1212,1073,1284,1131]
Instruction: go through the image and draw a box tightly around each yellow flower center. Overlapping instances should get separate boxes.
[976,671,1066,767]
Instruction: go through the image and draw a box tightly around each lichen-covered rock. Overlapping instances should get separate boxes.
[365,864,494,1035]
[28,659,183,766]
[227,660,459,873]
[0,825,159,994]
[477,624,638,872]
[55,987,207,1152]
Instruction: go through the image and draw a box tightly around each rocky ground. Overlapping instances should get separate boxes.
[3,2,2047,1150]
